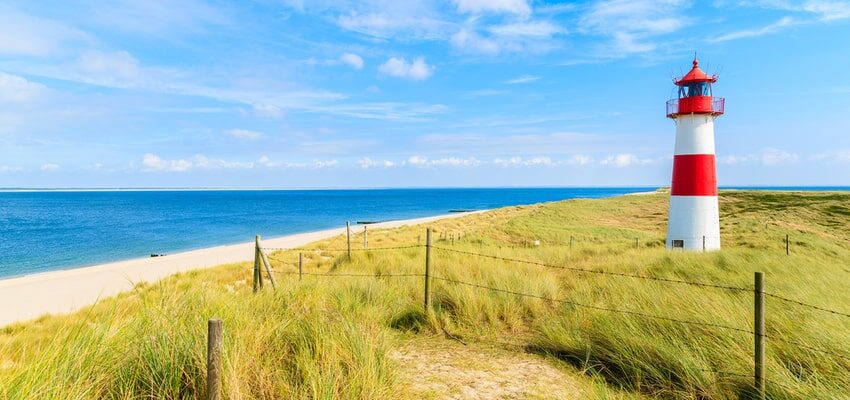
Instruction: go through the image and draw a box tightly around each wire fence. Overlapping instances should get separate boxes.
[432,246,752,292]
[262,245,422,252]
[247,226,850,398]
[259,241,850,327]
[763,291,850,319]
[428,275,755,334]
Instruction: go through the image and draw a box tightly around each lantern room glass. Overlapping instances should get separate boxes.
[678,82,712,98]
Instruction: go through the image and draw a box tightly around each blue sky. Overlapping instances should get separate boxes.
[1,0,848,188]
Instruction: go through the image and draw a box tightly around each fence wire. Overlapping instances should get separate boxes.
[262,243,850,324]
[261,244,422,252]
[432,246,752,292]
[764,334,850,362]
[430,275,754,334]
[763,292,850,319]
[275,271,423,278]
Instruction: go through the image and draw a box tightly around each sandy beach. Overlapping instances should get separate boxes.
[0,212,478,327]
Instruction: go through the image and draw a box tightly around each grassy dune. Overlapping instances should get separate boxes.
[1,190,849,399]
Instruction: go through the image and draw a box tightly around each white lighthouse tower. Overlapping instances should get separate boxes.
[665,57,724,251]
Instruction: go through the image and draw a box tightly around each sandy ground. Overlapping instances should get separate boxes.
[392,335,584,399]
[0,212,479,327]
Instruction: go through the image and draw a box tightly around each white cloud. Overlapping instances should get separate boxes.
[488,21,564,37]
[358,157,398,169]
[803,0,850,20]
[40,163,60,171]
[760,148,799,166]
[493,156,555,167]
[315,102,447,122]
[250,104,284,118]
[408,155,429,166]
[452,20,562,55]
[453,0,531,15]
[451,28,502,55]
[224,129,263,140]
[142,153,193,172]
[258,155,338,169]
[378,57,435,80]
[720,148,799,166]
[358,157,377,169]
[0,165,23,173]
[566,155,594,166]
[493,157,522,166]
[408,155,481,167]
[76,50,140,84]
[0,72,48,103]
[192,155,254,170]
[579,0,688,55]
[745,0,850,21]
[709,16,797,42]
[708,1,850,43]
[340,53,364,70]
[0,9,91,56]
[431,157,482,167]
[718,155,753,165]
[816,149,850,162]
[336,11,450,40]
[311,159,339,168]
[601,153,656,167]
[89,0,231,36]
[503,74,539,84]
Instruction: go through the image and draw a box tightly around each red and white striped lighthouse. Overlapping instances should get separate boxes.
[665,57,724,251]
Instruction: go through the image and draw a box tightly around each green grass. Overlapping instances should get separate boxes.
[1,190,848,399]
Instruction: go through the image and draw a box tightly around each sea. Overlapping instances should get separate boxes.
[0,187,846,279]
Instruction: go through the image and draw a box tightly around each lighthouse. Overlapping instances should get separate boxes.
[665,57,724,251]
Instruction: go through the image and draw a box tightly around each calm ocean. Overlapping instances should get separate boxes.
[1,187,846,279]
[0,188,651,278]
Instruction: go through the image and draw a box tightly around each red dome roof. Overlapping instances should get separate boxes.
[675,57,716,85]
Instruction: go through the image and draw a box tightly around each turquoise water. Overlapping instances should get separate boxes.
[0,188,650,278]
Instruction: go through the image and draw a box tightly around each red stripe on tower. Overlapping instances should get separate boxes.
[671,154,717,196]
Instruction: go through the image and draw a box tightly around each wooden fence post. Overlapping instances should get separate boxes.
[256,236,276,290]
[346,221,352,260]
[703,235,706,252]
[256,236,264,290]
[424,228,432,312]
[569,236,573,250]
[299,252,303,281]
[253,235,261,293]
[785,234,790,256]
[754,272,765,400]
[635,237,639,249]
[207,319,222,400]
[364,225,368,249]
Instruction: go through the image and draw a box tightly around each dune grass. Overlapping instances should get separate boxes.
[0,190,848,399]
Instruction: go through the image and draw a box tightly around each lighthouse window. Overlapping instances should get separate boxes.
[680,82,710,98]
[672,240,684,248]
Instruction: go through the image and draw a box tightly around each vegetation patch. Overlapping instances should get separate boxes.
[1,190,848,399]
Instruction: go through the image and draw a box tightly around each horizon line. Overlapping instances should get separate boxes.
[2,185,850,193]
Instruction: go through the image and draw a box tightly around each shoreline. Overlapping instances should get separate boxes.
[0,211,483,328]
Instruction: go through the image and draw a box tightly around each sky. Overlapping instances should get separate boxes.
[1,0,849,188]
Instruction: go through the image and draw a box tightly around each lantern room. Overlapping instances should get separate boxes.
[666,58,724,118]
